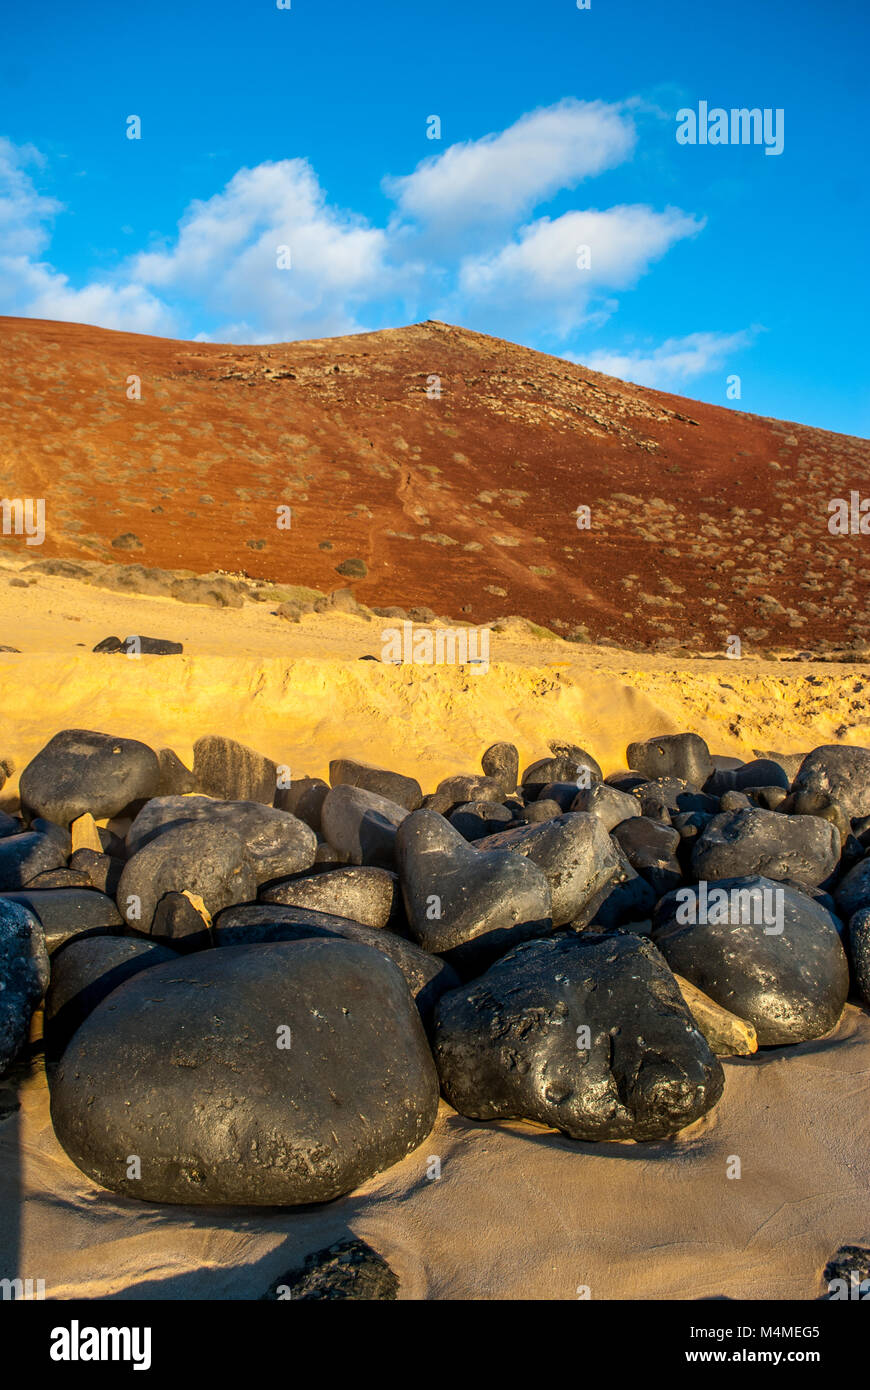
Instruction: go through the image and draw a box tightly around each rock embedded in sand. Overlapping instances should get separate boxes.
[691,808,841,890]
[481,741,519,795]
[193,734,277,805]
[329,758,422,811]
[126,795,316,883]
[433,932,725,1141]
[50,939,440,1204]
[0,832,67,890]
[790,745,870,823]
[475,813,617,927]
[320,784,409,866]
[397,807,552,972]
[213,902,459,1026]
[19,729,160,827]
[261,1239,399,1301]
[653,875,849,1045]
[0,898,50,1075]
[118,821,256,932]
[92,635,183,655]
[259,865,400,929]
[626,733,714,789]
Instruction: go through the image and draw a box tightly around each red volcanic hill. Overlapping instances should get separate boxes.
[1,315,868,652]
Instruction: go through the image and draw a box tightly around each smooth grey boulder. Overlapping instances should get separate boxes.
[192,734,277,805]
[424,775,504,815]
[449,801,513,841]
[626,733,714,789]
[719,790,752,812]
[0,889,123,952]
[44,936,177,1060]
[156,747,198,796]
[481,742,519,795]
[50,940,440,1204]
[433,932,724,1141]
[274,776,329,833]
[396,808,552,973]
[848,907,870,1005]
[149,892,214,953]
[522,798,562,824]
[571,781,641,832]
[259,866,400,930]
[611,816,683,896]
[475,813,617,927]
[521,752,602,797]
[653,875,849,1045]
[213,902,459,1026]
[704,758,790,797]
[691,808,841,890]
[67,849,123,897]
[834,855,870,920]
[790,745,870,823]
[19,729,160,827]
[125,796,316,884]
[320,784,409,866]
[0,898,50,1074]
[572,843,657,929]
[0,832,67,890]
[329,759,422,812]
[118,821,256,932]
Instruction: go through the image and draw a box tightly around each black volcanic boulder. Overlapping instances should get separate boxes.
[396,808,551,973]
[611,816,682,897]
[848,907,870,1005]
[329,759,422,812]
[260,866,400,930]
[320,785,409,866]
[50,939,440,1204]
[274,776,329,833]
[834,855,870,920]
[475,813,617,927]
[126,795,316,884]
[652,875,849,1045]
[433,932,724,1141]
[19,729,160,827]
[118,821,257,932]
[626,733,714,789]
[449,801,514,841]
[638,778,718,819]
[0,898,50,1074]
[571,781,641,831]
[573,843,657,929]
[93,635,183,655]
[0,831,66,890]
[424,775,504,815]
[521,752,601,798]
[193,735,277,805]
[481,742,519,796]
[691,808,841,890]
[156,747,198,796]
[212,903,459,1027]
[1,889,123,953]
[44,936,178,1060]
[704,758,790,797]
[790,745,870,823]
[262,1239,399,1301]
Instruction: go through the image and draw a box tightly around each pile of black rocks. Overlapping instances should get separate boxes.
[1,727,868,1208]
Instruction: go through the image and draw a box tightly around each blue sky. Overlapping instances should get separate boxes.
[1,0,867,435]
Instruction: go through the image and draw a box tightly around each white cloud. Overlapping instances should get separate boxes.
[385,99,635,234]
[454,206,704,336]
[132,159,415,341]
[577,330,755,389]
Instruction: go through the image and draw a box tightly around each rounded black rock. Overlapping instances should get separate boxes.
[19,729,160,827]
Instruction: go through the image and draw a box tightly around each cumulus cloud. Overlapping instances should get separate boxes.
[385,99,635,236]
[132,159,416,340]
[577,329,757,388]
[453,206,705,337]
